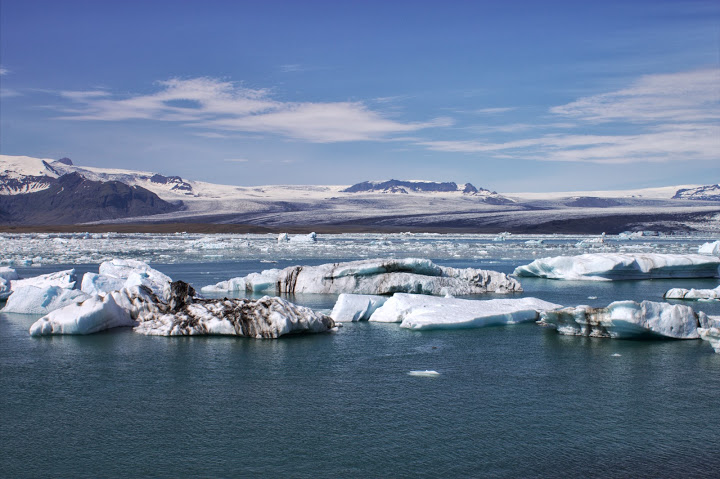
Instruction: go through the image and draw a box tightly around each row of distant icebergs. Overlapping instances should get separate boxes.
[1,247,719,353]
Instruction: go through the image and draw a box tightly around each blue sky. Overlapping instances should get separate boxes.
[1,0,718,191]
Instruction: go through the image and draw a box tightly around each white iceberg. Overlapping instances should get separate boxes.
[134,282,334,338]
[95,259,171,299]
[664,285,720,301]
[3,286,89,315]
[699,326,720,353]
[28,285,173,336]
[277,232,290,243]
[289,232,317,243]
[538,300,710,339]
[10,269,77,290]
[698,241,720,256]
[202,258,521,296]
[368,293,561,330]
[514,253,720,281]
[0,267,17,300]
[330,294,388,322]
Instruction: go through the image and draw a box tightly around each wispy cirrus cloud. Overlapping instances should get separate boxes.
[56,77,446,143]
[423,68,719,164]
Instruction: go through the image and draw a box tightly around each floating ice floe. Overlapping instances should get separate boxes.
[330,294,388,322]
[10,269,77,290]
[368,293,560,330]
[538,300,712,339]
[134,282,334,338]
[408,370,440,377]
[29,286,158,336]
[698,241,720,256]
[289,232,317,243]
[0,266,18,300]
[277,233,290,243]
[201,258,522,296]
[699,325,720,353]
[664,285,720,301]
[514,253,720,281]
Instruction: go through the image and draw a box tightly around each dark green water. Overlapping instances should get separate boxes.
[1,260,719,478]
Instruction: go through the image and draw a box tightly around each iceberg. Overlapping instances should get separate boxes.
[277,232,290,243]
[330,294,388,322]
[95,259,171,299]
[538,300,710,339]
[514,253,720,281]
[28,287,151,336]
[368,293,561,330]
[664,285,720,301]
[699,326,720,353]
[698,241,720,256]
[10,269,77,290]
[134,281,334,338]
[0,267,17,300]
[202,258,521,296]
[3,286,89,315]
[289,232,317,243]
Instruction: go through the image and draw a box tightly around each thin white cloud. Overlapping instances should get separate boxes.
[0,88,22,98]
[56,77,440,143]
[0,67,9,76]
[474,107,517,114]
[420,68,719,164]
[223,158,249,163]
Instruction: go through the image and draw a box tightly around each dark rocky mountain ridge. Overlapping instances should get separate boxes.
[0,172,182,225]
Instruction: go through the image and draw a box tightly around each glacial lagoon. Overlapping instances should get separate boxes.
[1,233,719,477]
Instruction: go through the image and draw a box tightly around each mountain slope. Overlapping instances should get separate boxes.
[0,172,182,225]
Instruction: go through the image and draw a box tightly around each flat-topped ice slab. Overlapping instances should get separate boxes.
[330,294,388,322]
[539,300,711,339]
[514,253,720,281]
[202,258,522,296]
[368,293,561,330]
[3,269,82,314]
[664,285,720,301]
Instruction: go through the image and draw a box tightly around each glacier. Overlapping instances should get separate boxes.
[201,258,521,296]
[134,282,334,338]
[368,293,561,330]
[538,300,711,339]
[330,294,388,322]
[514,253,720,281]
[664,285,720,301]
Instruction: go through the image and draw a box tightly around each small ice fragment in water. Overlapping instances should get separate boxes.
[588,296,598,300]
[408,370,440,377]
[611,353,622,357]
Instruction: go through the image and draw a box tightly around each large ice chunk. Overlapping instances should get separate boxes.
[202,258,521,295]
[699,325,720,353]
[514,253,720,281]
[95,259,171,299]
[330,294,388,322]
[698,241,720,256]
[664,285,720,301]
[3,286,89,315]
[28,286,165,336]
[10,269,77,290]
[368,293,561,330]
[134,281,334,338]
[538,300,710,339]
[0,267,17,300]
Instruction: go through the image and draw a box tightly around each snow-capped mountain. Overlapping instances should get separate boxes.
[1,154,718,233]
[673,184,720,201]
